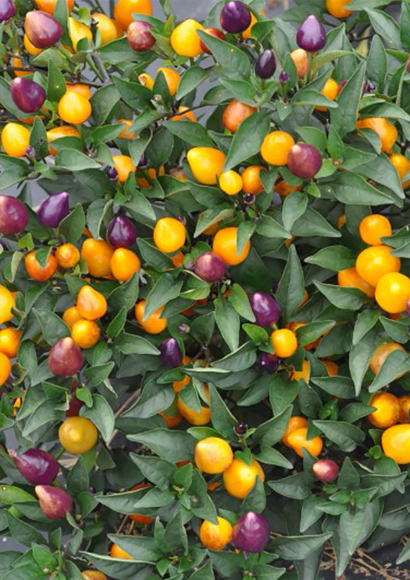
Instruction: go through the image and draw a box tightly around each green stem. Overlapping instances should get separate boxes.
[86,55,104,81]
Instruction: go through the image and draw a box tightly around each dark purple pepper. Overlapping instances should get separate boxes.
[279,71,289,84]
[13,448,59,485]
[25,11,63,49]
[38,192,69,228]
[107,167,118,181]
[243,193,255,205]
[232,511,270,553]
[159,337,183,368]
[194,251,226,282]
[249,292,280,326]
[139,153,148,168]
[10,78,46,114]
[312,459,339,483]
[220,1,251,33]
[234,422,248,436]
[48,338,83,377]
[287,143,322,179]
[106,215,137,248]
[35,485,73,520]
[0,0,16,23]
[296,15,326,52]
[127,21,155,52]
[257,352,279,372]
[255,49,276,79]
[65,396,85,417]
[0,195,28,235]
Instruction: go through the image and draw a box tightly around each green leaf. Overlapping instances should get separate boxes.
[81,394,115,442]
[268,472,313,500]
[0,485,36,504]
[311,50,352,74]
[276,246,304,321]
[282,191,308,232]
[112,77,152,110]
[131,454,176,490]
[305,246,356,271]
[313,420,365,452]
[5,512,46,547]
[47,60,66,101]
[368,350,410,392]
[352,310,380,345]
[163,120,213,147]
[330,61,366,138]
[214,294,240,351]
[55,150,101,171]
[59,204,86,243]
[0,155,29,190]
[86,199,113,240]
[164,511,188,555]
[292,88,339,109]
[228,284,255,322]
[123,383,174,419]
[115,333,160,356]
[144,274,183,320]
[292,207,341,238]
[209,385,237,440]
[177,66,210,100]
[33,309,70,345]
[108,272,140,312]
[224,112,269,171]
[252,405,292,447]
[128,429,196,462]
[314,281,367,310]
[270,533,333,560]
[296,321,335,346]
[365,9,401,48]
[197,31,250,78]
[350,327,385,396]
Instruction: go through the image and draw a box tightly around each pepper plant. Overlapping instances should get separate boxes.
[2,0,410,579]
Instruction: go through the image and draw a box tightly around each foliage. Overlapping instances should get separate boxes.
[1,0,410,579]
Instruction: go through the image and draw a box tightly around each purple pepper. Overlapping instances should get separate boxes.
[287,143,322,179]
[249,292,280,326]
[255,50,276,79]
[0,0,16,22]
[232,511,270,553]
[279,71,289,84]
[24,11,63,49]
[48,338,83,377]
[296,15,326,52]
[194,251,226,282]
[127,21,155,52]
[106,215,137,248]
[35,485,73,520]
[159,337,183,368]
[107,167,118,181]
[38,192,69,228]
[220,1,251,33]
[13,448,59,485]
[65,396,85,417]
[0,195,28,235]
[312,459,339,483]
[257,352,279,372]
[10,78,46,114]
